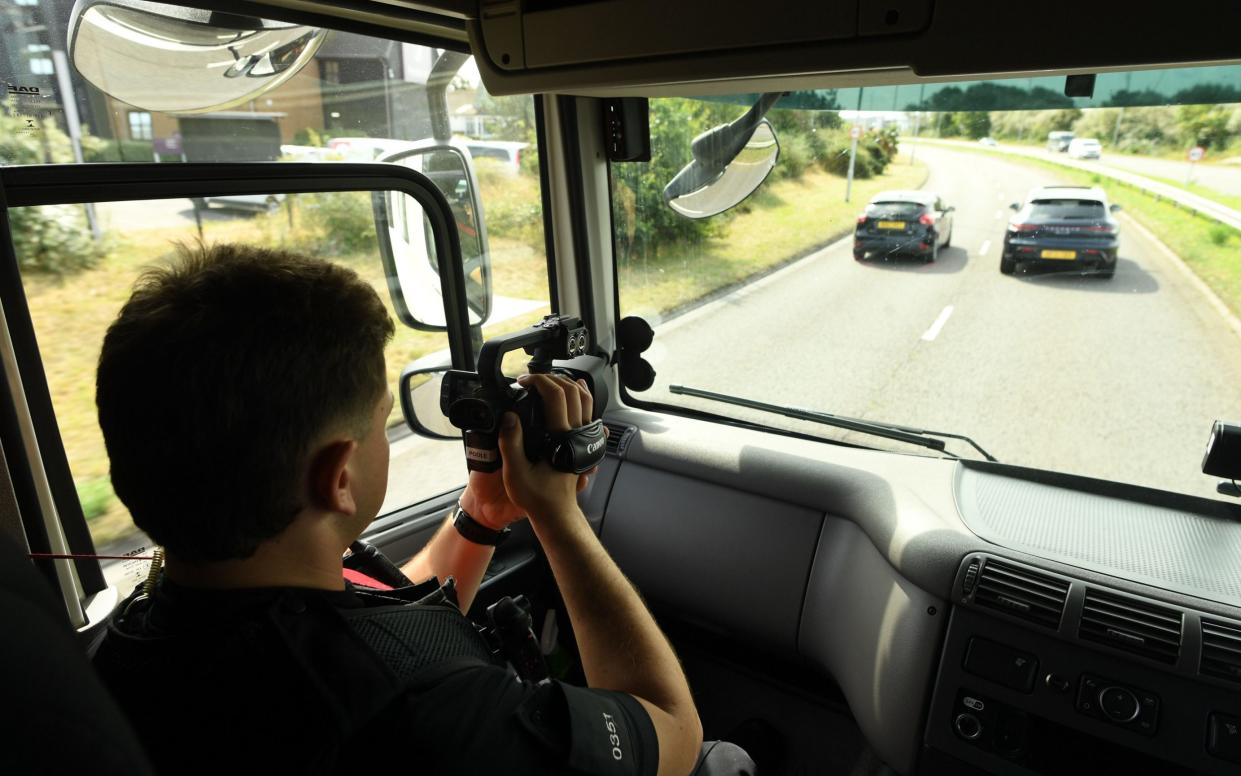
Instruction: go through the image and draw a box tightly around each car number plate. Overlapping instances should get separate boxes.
[1040,249,1076,259]
[877,221,905,230]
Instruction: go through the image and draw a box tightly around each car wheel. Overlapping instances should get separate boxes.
[1000,255,1016,275]
[942,228,952,248]
[853,249,866,261]
[1099,262,1116,279]
[924,242,938,263]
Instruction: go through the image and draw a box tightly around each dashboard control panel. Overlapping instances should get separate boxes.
[922,554,1241,776]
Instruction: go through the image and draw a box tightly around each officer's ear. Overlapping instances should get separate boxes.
[307,439,359,516]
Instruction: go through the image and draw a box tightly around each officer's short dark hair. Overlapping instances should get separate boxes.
[96,243,395,562]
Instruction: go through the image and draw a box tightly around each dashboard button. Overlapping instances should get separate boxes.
[1098,686,1141,723]
[1208,712,1241,764]
[964,637,1038,692]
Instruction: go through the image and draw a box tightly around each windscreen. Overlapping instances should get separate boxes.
[612,63,1241,505]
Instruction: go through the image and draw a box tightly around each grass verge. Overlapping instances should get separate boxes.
[619,156,928,319]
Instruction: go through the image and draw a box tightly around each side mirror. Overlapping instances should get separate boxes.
[69,0,325,113]
[1009,202,1021,211]
[1110,203,1122,212]
[399,365,458,440]
[375,145,492,330]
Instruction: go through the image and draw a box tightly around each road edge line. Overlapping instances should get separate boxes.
[1120,212,1241,344]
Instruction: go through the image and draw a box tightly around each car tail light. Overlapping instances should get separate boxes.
[1008,223,1038,233]
[857,214,869,224]
[1084,224,1117,235]
[918,213,935,226]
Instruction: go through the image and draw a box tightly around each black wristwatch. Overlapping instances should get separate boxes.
[453,504,511,546]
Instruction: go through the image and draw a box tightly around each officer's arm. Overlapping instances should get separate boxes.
[498,374,704,776]
[399,480,498,612]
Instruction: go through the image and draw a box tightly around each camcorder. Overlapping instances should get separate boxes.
[441,315,609,474]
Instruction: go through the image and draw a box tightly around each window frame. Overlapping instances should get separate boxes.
[0,161,475,618]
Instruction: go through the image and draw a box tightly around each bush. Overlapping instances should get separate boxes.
[85,140,155,163]
[76,478,115,521]
[772,132,812,180]
[9,205,107,275]
[1209,225,1234,246]
[821,137,877,178]
[290,191,378,256]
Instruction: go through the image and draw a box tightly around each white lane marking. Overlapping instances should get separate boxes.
[979,240,991,256]
[921,305,955,342]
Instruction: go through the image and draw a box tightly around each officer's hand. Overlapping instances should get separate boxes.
[496,373,597,520]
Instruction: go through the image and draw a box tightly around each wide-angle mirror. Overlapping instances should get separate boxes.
[69,0,325,114]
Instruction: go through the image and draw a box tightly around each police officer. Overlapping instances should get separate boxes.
[91,243,752,775]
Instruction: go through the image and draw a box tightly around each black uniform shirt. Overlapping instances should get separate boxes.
[92,579,658,775]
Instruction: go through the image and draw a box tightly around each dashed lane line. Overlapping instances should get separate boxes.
[921,305,955,342]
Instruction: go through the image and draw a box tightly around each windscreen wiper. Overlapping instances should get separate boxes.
[668,385,996,462]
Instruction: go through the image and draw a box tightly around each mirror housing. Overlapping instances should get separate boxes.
[374,143,492,331]
[1009,202,1021,211]
[69,0,325,114]
[399,363,459,440]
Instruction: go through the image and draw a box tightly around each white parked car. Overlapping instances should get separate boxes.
[1067,137,1102,159]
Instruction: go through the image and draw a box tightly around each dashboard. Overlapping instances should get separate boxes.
[595,407,1241,775]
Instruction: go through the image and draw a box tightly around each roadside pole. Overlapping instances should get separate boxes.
[845,87,864,202]
[845,124,860,202]
[51,49,101,242]
[1187,145,1205,186]
[909,83,925,165]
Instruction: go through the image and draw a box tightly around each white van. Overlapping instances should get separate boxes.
[1067,137,1103,159]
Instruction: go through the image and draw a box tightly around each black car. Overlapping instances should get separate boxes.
[1001,186,1121,278]
[853,191,954,263]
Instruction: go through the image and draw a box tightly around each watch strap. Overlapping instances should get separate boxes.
[453,505,511,546]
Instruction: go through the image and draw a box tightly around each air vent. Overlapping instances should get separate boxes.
[1079,589,1182,665]
[1201,619,1241,684]
[601,421,635,457]
[974,559,1069,630]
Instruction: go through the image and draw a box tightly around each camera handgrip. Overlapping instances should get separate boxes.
[546,419,607,474]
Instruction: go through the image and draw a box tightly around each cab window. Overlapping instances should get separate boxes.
[3,0,549,593]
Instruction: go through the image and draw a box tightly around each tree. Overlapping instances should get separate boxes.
[1177,104,1233,149]
[957,112,992,139]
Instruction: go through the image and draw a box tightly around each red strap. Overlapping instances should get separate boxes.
[342,567,393,591]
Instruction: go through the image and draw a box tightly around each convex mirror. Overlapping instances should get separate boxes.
[376,144,492,330]
[665,121,779,219]
[69,0,325,114]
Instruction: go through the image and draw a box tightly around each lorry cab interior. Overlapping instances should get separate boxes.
[5,1,1241,774]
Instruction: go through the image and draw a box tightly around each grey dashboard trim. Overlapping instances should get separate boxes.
[956,464,1241,609]
[606,407,974,598]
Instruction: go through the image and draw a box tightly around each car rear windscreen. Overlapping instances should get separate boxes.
[867,201,925,217]
[1029,199,1106,219]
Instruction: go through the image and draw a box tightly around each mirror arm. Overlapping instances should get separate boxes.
[689,91,784,167]
[427,51,470,141]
